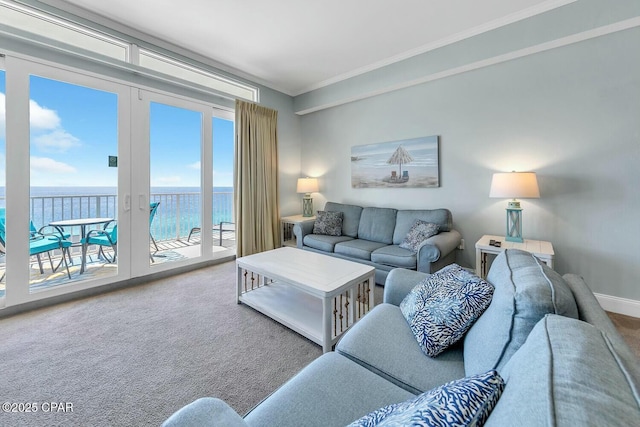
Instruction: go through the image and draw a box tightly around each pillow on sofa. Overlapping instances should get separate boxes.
[463,249,579,376]
[398,219,439,253]
[347,369,504,427]
[485,315,640,426]
[400,264,494,357]
[312,211,343,236]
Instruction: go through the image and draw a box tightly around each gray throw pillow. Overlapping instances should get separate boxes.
[312,211,343,236]
[399,220,439,253]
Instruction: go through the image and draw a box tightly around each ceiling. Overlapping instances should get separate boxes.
[54,0,573,96]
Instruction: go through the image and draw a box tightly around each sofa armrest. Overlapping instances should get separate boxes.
[383,268,430,306]
[562,274,633,354]
[162,398,248,427]
[293,222,314,249]
[416,229,462,273]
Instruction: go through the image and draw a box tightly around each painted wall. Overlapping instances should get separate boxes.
[298,24,640,303]
[258,88,302,217]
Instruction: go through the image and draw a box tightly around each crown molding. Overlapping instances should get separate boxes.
[292,0,577,96]
[295,16,640,115]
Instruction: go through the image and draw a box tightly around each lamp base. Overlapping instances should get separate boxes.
[302,195,314,217]
[505,207,524,243]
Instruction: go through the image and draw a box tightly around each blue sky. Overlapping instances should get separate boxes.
[0,72,234,188]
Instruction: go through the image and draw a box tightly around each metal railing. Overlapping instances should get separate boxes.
[2,190,234,243]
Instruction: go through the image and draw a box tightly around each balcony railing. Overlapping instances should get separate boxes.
[0,190,234,297]
[4,190,234,243]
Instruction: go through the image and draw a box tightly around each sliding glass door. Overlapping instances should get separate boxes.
[1,54,234,309]
[2,57,131,306]
[28,74,121,291]
[130,90,212,277]
[212,113,235,253]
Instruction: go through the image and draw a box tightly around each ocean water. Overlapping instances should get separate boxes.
[0,186,234,241]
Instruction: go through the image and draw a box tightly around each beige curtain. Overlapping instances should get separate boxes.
[234,99,280,257]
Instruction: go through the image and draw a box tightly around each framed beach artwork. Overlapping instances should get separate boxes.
[351,135,440,188]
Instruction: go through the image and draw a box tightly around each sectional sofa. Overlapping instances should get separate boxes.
[293,201,462,284]
[163,249,640,426]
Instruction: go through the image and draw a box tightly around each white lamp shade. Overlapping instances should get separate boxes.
[297,178,319,194]
[489,172,540,199]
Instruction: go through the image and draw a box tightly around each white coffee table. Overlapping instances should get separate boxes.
[236,247,376,353]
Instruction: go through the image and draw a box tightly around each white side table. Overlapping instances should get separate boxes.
[281,214,316,247]
[475,234,554,278]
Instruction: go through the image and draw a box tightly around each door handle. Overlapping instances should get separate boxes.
[123,194,131,212]
[139,194,147,210]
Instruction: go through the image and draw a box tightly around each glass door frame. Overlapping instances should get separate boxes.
[130,88,213,278]
[3,55,132,307]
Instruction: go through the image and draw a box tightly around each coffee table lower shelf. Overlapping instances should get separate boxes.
[240,282,326,345]
[238,279,373,352]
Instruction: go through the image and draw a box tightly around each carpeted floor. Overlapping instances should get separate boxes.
[0,261,333,427]
[0,261,637,427]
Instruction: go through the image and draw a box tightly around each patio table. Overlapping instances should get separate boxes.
[49,217,114,274]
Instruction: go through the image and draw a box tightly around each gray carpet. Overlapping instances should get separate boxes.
[1,261,377,427]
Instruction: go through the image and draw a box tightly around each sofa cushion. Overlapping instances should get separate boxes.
[400,264,494,357]
[464,249,579,376]
[336,304,465,394]
[303,234,353,252]
[393,209,452,244]
[357,207,397,244]
[243,352,415,427]
[371,245,417,269]
[485,315,640,426]
[162,398,248,427]
[335,239,388,261]
[325,202,363,238]
[398,220,439,252]
[348,370,504,427]
[312,210,343,236]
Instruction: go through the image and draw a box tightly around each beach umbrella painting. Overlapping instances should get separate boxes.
[387,145,414,177]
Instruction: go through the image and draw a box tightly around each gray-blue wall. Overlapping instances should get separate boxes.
[295,1,640,305]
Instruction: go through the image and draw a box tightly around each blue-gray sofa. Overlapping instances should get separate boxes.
[163,249,640,426]
[293,202,462,284]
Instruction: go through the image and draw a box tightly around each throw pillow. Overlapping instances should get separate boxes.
[312,211,343,236]
[400,264,494,357]
[399,220,439,253]
[347,370,505,427]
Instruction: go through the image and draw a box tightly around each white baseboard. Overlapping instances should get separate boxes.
[594,293,640,318]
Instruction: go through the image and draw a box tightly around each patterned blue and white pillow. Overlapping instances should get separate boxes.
[399,220,440,253]
[347,370,504,427]
[313,211,343,236]
[400,264,494,357]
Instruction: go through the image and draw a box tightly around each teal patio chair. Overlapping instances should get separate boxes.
[83,202,160,265]
[83,221,118,263]
[32,221,73,266]
[149,202,160,254]
[0,216,72,280]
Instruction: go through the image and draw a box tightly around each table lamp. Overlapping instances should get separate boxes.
[297,177,319,217]
[489,171,540,243]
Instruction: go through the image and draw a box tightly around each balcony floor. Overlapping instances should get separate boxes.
[0,233,236,296]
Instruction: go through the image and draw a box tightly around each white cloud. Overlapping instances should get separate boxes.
[33,129,81,152]
[30,156,77,174]
[29,99,61,130]
[187,161,201,170]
